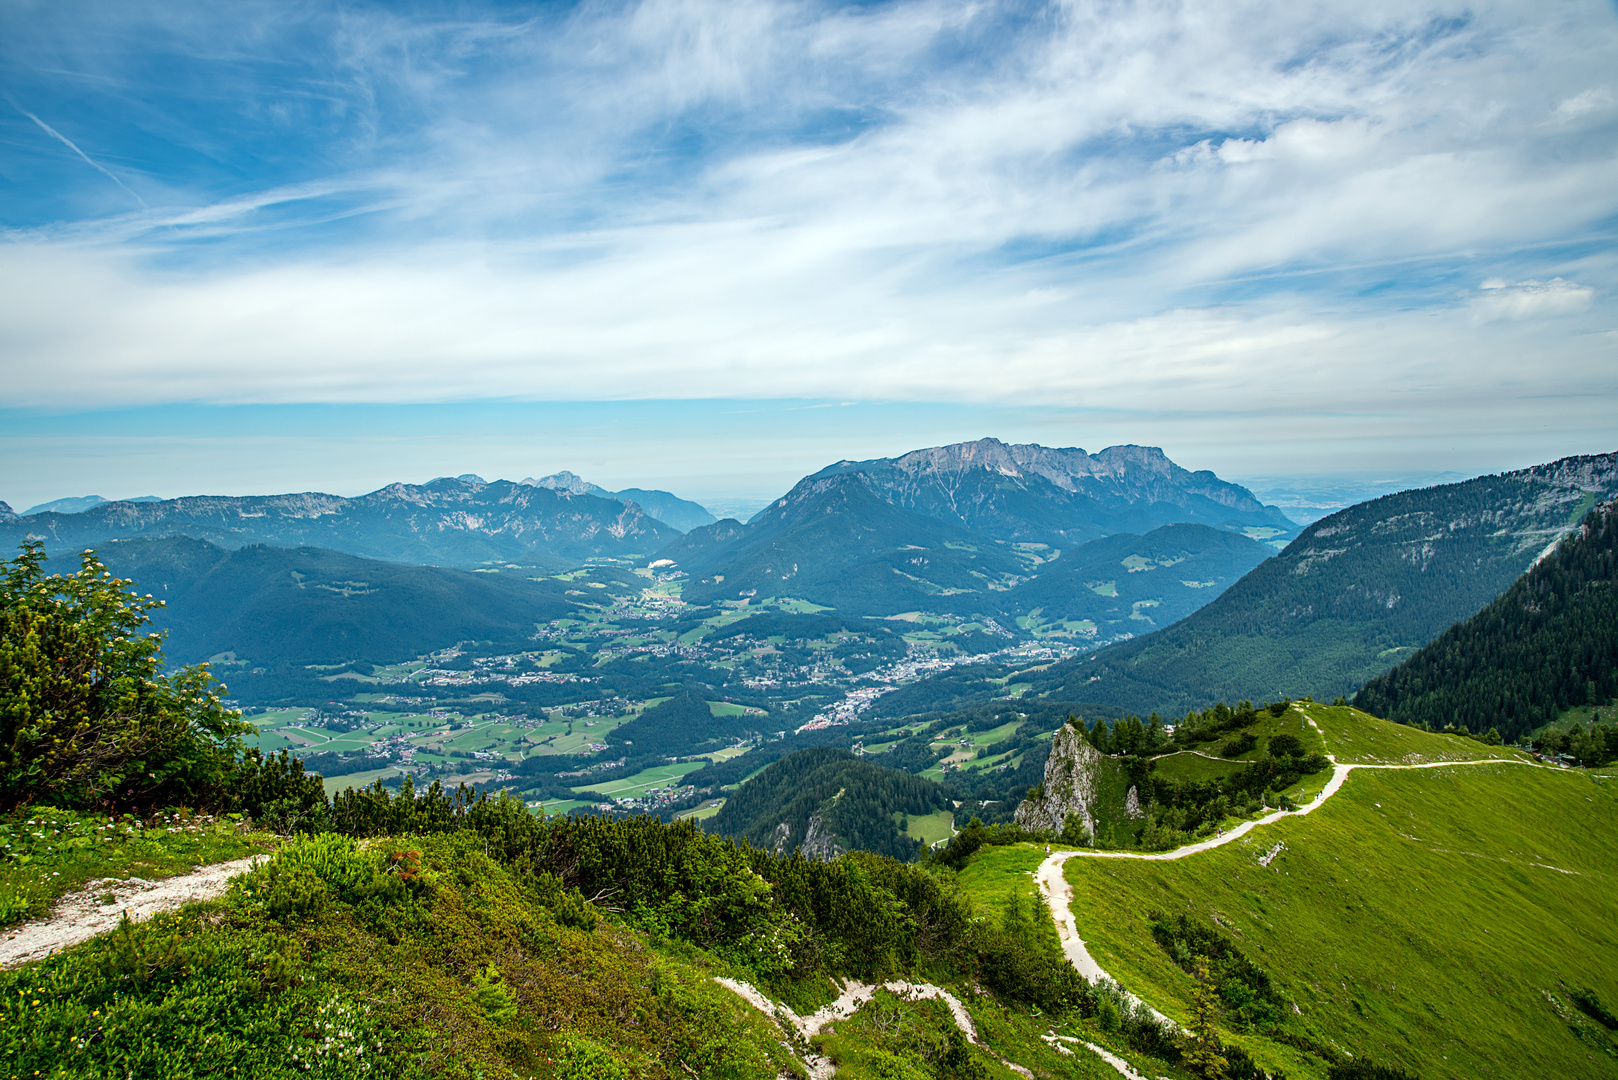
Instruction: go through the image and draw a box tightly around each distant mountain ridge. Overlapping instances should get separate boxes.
[805,438,1296,546]
[1025,451,1618,713]
[521,471,717,532]
[668,471,1028,614]
[1,476,677,569]
[22,495,161,516]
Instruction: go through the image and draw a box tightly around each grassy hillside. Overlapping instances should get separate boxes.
[1038,708,1615,1080]
[1357,499,1618,742]
[1027,453,1618,714]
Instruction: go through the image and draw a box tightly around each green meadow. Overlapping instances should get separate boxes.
[1062,760,1618,1079]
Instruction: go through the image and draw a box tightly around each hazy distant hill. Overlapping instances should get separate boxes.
[1356,499,1618,740]
[80,536,579,665]
[667,472,1026,614]
[22,494,161,516]
[1025,452,1618,713]
[806,438,1297,547]
[704,746,950,861]
[521,471,717,532]
[2,476,676,569]
[1005,523,1273,644]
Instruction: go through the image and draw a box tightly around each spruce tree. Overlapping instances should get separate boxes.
[1183,955,1229,1079]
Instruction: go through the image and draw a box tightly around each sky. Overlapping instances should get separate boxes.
[1,0,1615,513]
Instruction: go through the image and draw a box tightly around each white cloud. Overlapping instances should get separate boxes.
[1470,277,1596,322]
[0,0,1616,436]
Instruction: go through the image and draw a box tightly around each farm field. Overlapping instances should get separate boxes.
[574,760,709,799]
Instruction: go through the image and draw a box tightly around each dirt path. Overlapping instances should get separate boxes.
[0,855,267,969]
[1036,751,1540,1018]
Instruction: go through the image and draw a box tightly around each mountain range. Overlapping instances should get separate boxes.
[1,476,679,569]
[1021,452,1618,713]
[804,439,1296,546]
[22,494,161,516]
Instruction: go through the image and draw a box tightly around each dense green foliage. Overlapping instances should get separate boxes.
[1356,500,1617,741]
[87,537,580,665]
[1531,717,1618,766]
[1026,455,1618,714]
[1148,912,1286,1030]
[0,827,799,1080]
[706,747,951,860]
[0,541,329,817]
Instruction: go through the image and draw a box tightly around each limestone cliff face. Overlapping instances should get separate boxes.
[767,814,845,861]
[1016,723,1105,837]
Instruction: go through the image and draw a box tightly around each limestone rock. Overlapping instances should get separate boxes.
[799,815,845,861]
[1015,723,1105,837]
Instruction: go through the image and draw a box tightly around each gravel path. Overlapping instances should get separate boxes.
[0,854,267,969]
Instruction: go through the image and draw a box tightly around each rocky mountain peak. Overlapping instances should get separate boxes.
[522,471,613,497]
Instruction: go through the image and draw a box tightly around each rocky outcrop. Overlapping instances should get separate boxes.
[799,815,845,861]
[1016,723,1106,838]
[766,815,844,861]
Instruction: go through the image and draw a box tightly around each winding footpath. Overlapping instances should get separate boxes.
[1035,739,1542,1025]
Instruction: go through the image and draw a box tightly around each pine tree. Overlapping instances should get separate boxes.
[1183,955,1229,1080]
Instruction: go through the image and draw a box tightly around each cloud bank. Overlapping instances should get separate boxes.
[0,0,1613,423]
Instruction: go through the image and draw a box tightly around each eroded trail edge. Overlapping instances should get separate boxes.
[0,855,267,969]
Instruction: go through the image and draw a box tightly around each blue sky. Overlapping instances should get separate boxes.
[1,0,1615,511]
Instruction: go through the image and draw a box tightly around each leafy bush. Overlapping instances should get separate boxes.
[0,541,335,818]
[0,542,245,811]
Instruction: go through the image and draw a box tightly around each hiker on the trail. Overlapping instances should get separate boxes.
[1044,845,1051,855]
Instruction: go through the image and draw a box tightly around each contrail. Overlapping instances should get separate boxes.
[11,102,146,208]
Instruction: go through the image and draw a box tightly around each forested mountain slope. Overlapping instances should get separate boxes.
[1006,523,1273,644]
[704,747,951,861]
[1,476,676,568]
[1025,452,1618,713]
[667,471,1027,614]
[1356,499,1618,740]
[83,536,579,664]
